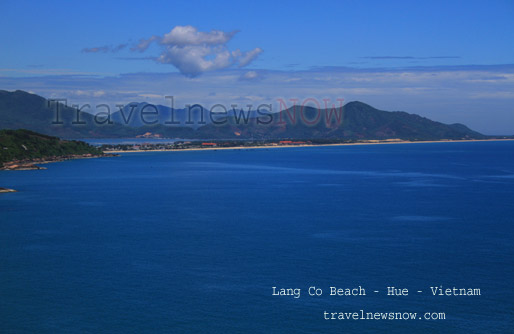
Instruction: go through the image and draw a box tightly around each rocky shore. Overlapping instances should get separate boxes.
[1,153,118,171]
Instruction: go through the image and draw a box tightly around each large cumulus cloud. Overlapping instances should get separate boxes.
[130,25,263,76]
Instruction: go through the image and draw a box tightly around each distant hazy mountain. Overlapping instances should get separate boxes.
[0,90,487,140]
[0,90,195,138]
[195,101,486,140]
[111,102,213,129]
[110,102,274,129]
[0,90,131,138]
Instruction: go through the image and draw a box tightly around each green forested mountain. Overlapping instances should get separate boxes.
[0,90,488,140]
[0,129,102,163]
[195,101,486,140]
[0,90,197,139]
[0,90,126,138]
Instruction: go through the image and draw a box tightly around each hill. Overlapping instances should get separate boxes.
[0,90,487,140]
[0,90,195,138]
[195,102,486,140]
[111,102,212,129]
[0,129,103,165]
[0,90,137,138]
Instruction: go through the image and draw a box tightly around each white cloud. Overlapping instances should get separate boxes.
[0,68,109,76]
[82,46,110,53]
[237,48,263,67]
[239,70,263,81]
[72,90,107,97]
[3,64,514,134]
[243,71,258,79]
[131,36,160,52]
[82,44,128,53]
[130,25,262,76]
[157,45,233,76]
[82,26,262,76]
[161,25,237,46]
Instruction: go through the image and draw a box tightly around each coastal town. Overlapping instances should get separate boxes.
[98,139,418,152]
[100,139,314,152]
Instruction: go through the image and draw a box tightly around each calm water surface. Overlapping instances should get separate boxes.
[1,142,513,333]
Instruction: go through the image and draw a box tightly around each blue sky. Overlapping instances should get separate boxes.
[1,0,513,134]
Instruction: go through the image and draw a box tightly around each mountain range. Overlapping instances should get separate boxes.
[0,90,491,140]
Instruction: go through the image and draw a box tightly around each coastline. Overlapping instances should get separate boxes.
[4,138,509,193]
[2,138,512,170]
[1,153,118,171]
[103,138,514,154]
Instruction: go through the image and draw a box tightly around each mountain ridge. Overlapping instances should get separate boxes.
[0,90,492,140]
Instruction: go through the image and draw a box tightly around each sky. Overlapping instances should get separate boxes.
[1,0,513,134]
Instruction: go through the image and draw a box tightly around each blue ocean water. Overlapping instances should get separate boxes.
[1,141,513,333]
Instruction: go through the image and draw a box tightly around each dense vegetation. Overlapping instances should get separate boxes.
[194,102,487,140]
[0,90,136,138]
[0,129,102,163]
[0,90,492,140]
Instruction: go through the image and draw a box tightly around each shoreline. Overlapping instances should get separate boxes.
[1,153,118,171]
[103,138,514,154]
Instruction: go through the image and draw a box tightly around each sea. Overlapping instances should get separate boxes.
[1,141,513,333]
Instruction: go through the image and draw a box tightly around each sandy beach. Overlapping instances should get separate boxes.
[104,138,514,154]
